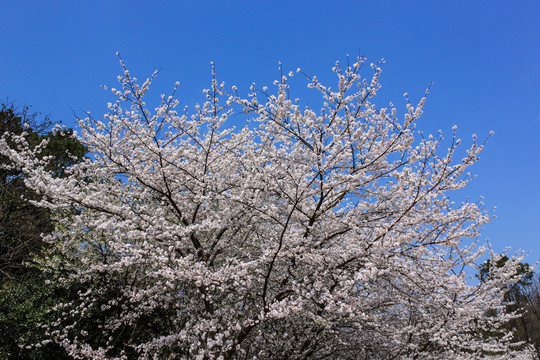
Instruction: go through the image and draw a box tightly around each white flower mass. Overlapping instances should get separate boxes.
[0,57,532,359]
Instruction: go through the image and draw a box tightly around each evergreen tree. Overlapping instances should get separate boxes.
[0,102,85,359]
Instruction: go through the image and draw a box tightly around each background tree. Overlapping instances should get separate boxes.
[1,58,533,359]
[0,103,85,282]
[525,274,540,357]
[479,256,540,358]
[0,103,52,282]
[0,102,85,359]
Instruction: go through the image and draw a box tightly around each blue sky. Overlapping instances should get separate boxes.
[1,1,539,264]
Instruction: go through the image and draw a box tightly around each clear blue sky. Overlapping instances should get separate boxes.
[1,1,539,264]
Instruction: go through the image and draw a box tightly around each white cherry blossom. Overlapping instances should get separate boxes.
[0,57,533,359]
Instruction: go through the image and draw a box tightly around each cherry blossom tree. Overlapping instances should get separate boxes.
[1,57,534,359]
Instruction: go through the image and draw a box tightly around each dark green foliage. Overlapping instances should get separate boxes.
[47,269,181,359]
[479,256,540,357]
[0,102,85,359]
[0,273,72,360]
[0,103,50,282]
[478,255,533,289]
[0,102,85,282]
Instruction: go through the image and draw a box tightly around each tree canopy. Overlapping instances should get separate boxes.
[479,256,540,357]
[0,102,85,359]
[0,58,535,359]
[0,102,85,283]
